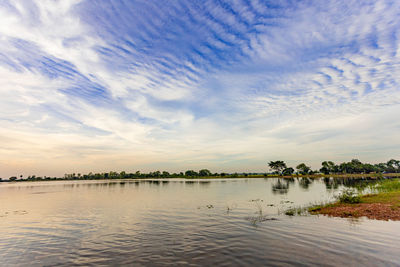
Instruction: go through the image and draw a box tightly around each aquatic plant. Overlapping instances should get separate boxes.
[285,209,295,216]
[245,215,278,226]
[252,199,263,215]
[337,189,361,204]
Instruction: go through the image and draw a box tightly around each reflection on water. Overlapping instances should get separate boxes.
[271,179,289,194]
[299,177,313,189]
[0,178,399,266]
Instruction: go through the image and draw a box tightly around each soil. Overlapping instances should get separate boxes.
[313,203,400,221]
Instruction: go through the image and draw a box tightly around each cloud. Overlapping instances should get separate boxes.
[0,0,400,177]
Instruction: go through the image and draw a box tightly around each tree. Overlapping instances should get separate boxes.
[320,161,336,174]
[350,159,363,173]
[387,159,400,173]
[185,170,197,176]
[161,171,171,178]
[268,161,287,175]
[199,169,211,177]
[296,163,311,175]
[9,176,17,181]
[282,167,294,176]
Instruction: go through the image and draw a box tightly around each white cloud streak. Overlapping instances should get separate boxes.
[0,0,399,177]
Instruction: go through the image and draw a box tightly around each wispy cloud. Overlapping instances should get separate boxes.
[0,0,399,177]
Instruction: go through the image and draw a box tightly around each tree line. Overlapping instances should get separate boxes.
[268,159,400,175]
[2,158,399,181]
[2,169,246,181]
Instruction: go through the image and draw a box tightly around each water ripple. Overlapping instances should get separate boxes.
[0,179,400,266]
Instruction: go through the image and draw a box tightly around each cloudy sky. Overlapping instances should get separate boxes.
[1,0,400,177]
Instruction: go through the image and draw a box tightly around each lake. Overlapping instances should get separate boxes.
[1,178,399,266]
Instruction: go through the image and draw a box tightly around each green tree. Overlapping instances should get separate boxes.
[199,169,211,176]
[387,159,400,173]
[185,170,197,176]
[282,167,294,176]
[296,163,311,175]
[320,161,336,174]
[268,161,287,175]
[362,163,376,174]
[9,176,17,181]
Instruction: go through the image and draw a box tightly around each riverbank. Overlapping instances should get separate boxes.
[2,172,400,183]
[309,179,400,221]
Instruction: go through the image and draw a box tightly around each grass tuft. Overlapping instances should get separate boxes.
[337,189,361,204]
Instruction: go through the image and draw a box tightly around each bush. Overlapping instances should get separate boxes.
[285,209,295,216]
[337,189,361,204]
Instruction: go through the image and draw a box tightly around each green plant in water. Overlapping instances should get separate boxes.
[285,209,295,216]
[337,189,361,204]
[252,200,263,215]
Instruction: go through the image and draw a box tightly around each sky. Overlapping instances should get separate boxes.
[0,0,400,177]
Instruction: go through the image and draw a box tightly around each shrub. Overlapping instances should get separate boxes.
[337,189,361,204]
[285,209,295,216]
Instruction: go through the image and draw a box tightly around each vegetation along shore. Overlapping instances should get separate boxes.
[308,179,400,221]
[1,158,400,182]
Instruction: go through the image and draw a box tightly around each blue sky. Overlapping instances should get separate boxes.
[1,0,400,177]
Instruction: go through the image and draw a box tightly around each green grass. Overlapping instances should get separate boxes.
[374,179,400,192]
[307,179,400,217]
[361,191,400,204]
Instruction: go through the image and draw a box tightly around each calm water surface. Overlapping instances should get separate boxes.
[1,178,399,266]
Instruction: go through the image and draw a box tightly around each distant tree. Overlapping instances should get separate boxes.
[109,171,119,178]
[185,170,197,176]
[9,176,17,181]
[362,163,376,174]
[338,159,364,174]
[320,161,336,174]
[282,167,294,176]
[296,163,311,175]
[350,159,363,173]
[199,169,211,177]
[162,171,170,177]
[268,161,287,175]
[309,170,318,175]
[387,159,400,173]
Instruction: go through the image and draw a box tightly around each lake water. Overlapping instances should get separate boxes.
[1,178,399,266]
